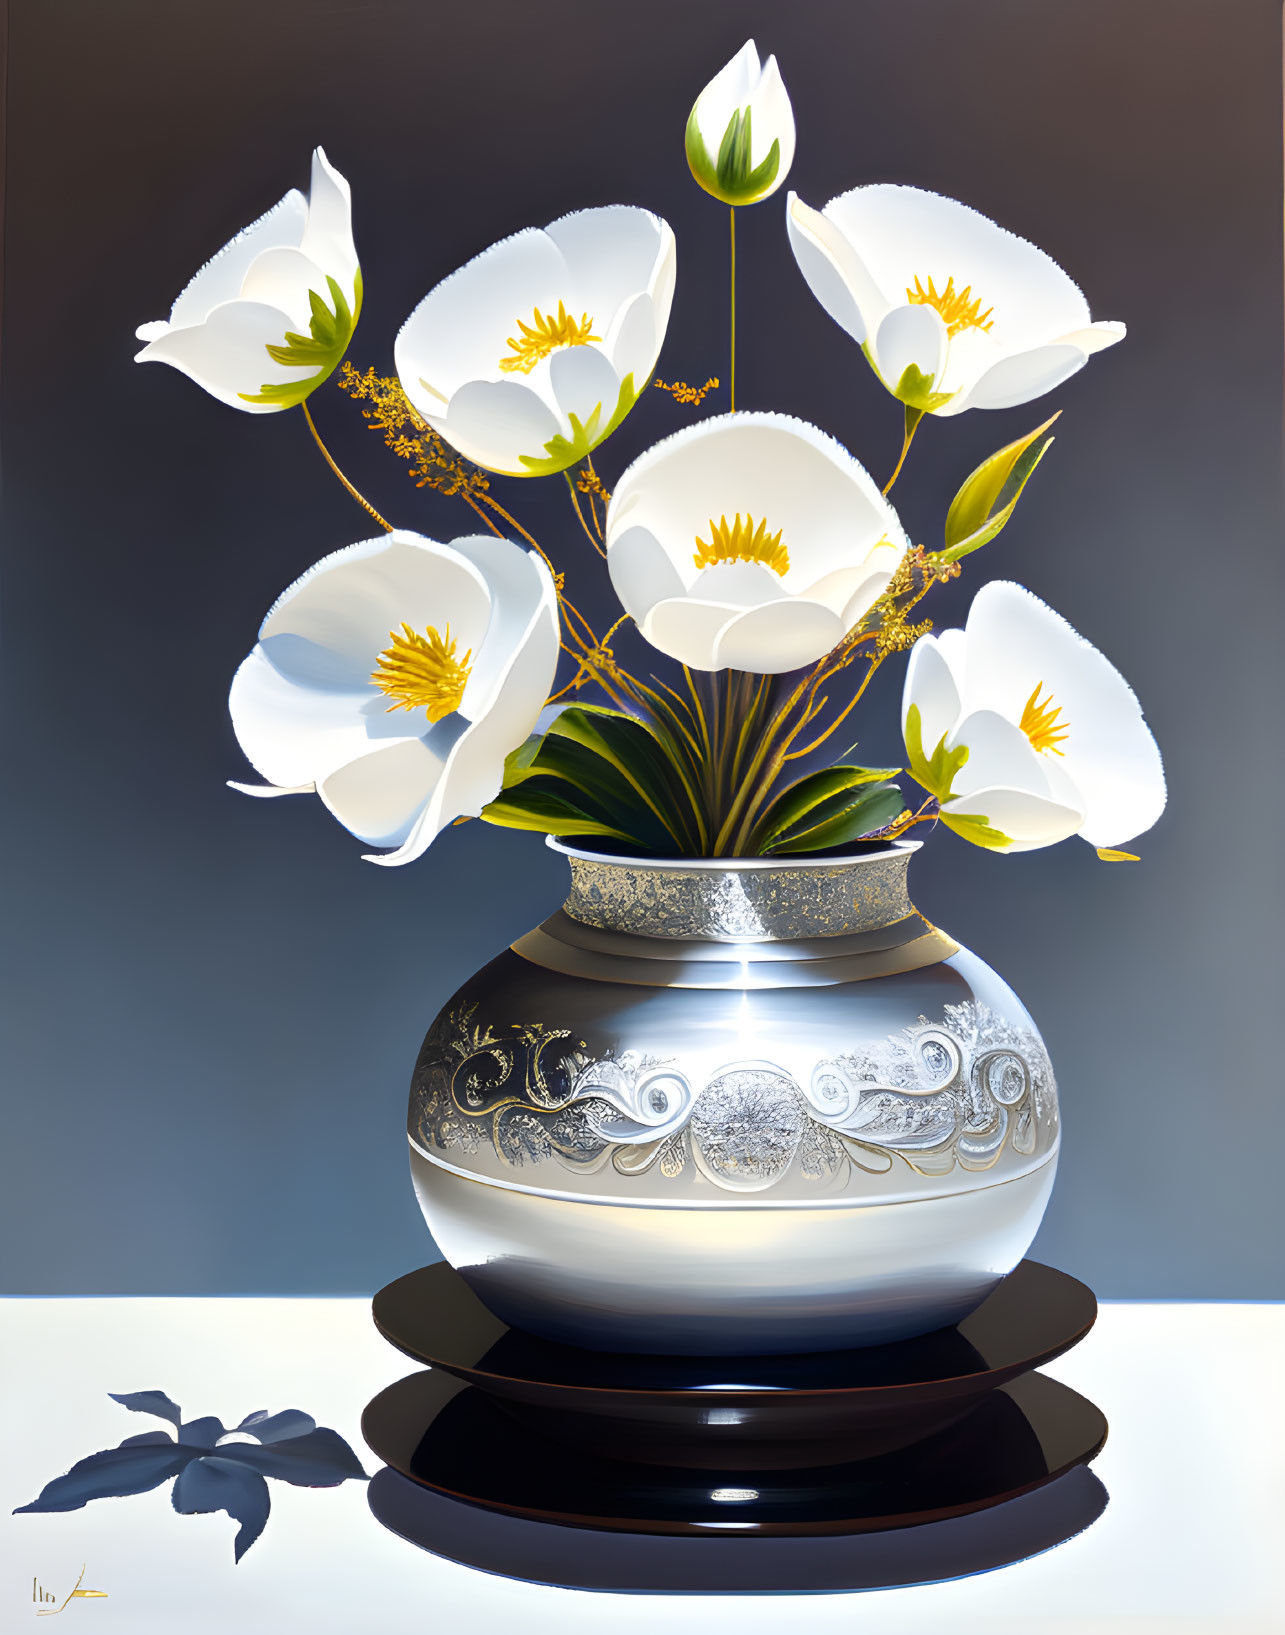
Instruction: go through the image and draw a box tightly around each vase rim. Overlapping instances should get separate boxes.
[545,836,922,873]
[549,836,923,941]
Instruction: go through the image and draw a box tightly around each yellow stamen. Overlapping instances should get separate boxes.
[1019,681,1070,755]
[499,300,601,374]
[906,275,994,339]
[372,623,472,722]
[693,513,789,576]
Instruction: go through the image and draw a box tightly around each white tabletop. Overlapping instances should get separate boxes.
[1,1298,1280,1634]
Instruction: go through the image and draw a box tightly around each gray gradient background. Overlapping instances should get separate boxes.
[0,0,1280,1296]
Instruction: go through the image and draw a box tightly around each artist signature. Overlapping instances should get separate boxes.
[31,1567,106,1616]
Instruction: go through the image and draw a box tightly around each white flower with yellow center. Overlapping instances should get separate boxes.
[902,581,1165,852]
[787,185,1125,416]
[229,530,558,865]
[395,206,676,479]
[606,413,908,674]
[686,39,796,206]
[134,148,360,412]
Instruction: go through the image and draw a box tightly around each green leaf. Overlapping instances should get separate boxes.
[941,412,1058,560]
[525,737,674,852]
[752,764,903,853]
[479,783,638,843]
[516,373,639,477]
[497,734,545,787]
[765,782,907,855]
[544,706,689,849]
[485,705,699,853]
[939,811,1013,850]
[628,677,703,765]
[617,678,711,850]
[904,702,969,803]
[238,270,363,409]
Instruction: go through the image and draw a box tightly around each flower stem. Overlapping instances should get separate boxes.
[301,400,392,531]
[472,490,600,647]
[883,406,924,496]
[468,488,611,694]
[729,206,737,413]
[885,796,940,839]
[460,490,504,538]
[564,471,607,556]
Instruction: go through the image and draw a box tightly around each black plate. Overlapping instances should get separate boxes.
[371,1259,1096,1466]
[361,1368,1107,1537]
[367,1462,1109,1592]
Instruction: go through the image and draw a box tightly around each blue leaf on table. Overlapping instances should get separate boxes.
[107,1390,184,1426]
[230,1408,314,1443]
[178,1416,226,1448]
[13,1389,368,1560]
[214,1427,367,1486]
[172,1457,272,1563]
[14,1441,190,1512]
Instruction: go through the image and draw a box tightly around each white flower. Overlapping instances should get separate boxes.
[606,413,908,674]
[787,185,1124,416]
[395,206,676,479]
[135,148,360,413]
[686,40,795,206]
[229,530,558,866]
[901,581,1165,852]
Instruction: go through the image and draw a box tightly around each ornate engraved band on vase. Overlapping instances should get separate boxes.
[407,839,1060,1354]
[559,844,916,939]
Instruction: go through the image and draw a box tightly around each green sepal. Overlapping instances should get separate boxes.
[685,103,780,205]
[904,702,969,804]
[238,270,362,408]
[905,707,1013,850]
[942,412,1059,561]
[857,340,956,414]
[752,764,903,854]
[939,811,1013,850]
[516,373,639,477]
[891,362,956,414]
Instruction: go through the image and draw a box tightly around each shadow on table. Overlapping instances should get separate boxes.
[366,1462,1108,1593]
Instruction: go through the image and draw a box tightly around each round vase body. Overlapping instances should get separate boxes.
[408,841,1059,1355]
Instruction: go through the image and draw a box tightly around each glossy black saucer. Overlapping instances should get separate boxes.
[371,1258,1096,1467]
[367,1462,1109,1592]
[361,1367,1107,1538]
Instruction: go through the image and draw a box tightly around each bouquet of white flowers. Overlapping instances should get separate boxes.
[136,39,1164,872]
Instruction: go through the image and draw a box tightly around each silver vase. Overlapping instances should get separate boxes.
[407,839,1059,1355]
